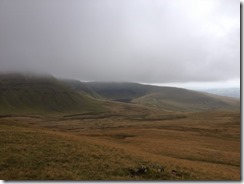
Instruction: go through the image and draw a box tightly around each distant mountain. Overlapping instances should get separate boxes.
[200,88,240,98]
[0,74,239,115]
[0,74,103,115]
[133,89,239,112]
[63,80,240,112]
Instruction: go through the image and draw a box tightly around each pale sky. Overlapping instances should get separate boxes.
[143,78,240,90]
[0,0,240,89]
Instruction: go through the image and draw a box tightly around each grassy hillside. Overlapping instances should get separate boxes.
[61,79,103,99]
[68,81,240,112]
[0,74,104,115]
[133,88,240,112]
[84,82,156,101]
[0,120,151,180]
[0,74,240,180]
[0,117,199,180]
[1,75,239,114]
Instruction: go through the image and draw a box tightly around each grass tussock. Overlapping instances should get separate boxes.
[0,110,240,180]
[0,123,195,180]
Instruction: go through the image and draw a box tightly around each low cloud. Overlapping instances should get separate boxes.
[0,0,240,83]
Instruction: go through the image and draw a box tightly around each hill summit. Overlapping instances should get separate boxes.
[0,73,103,115]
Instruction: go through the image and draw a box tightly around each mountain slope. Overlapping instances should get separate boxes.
[133,88,240,112]
[71,82,240,112]
[61,79,103,99]
[0,74,103,115]
[66,81,161,102]
[4,75,239,115]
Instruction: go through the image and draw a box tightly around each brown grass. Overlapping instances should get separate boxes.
[0,110,240,180]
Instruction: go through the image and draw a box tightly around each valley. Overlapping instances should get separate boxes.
[0,74,240,180]
[0,0,240,181]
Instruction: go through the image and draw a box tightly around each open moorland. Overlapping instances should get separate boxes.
[0,74,240,180]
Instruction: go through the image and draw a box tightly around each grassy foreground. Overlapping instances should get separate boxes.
[0,119,192,180]
[0,110,240,180]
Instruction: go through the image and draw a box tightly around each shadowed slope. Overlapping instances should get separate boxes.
[61,79,103,99]
[84,82,155,100]
[66,81,240,112]
[0,74,103,115]
[1,75,239,115]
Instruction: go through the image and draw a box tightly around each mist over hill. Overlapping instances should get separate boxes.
[0,73,239,115]
[0,73,240,181]
[62,79,240,112]
[0,74,104,115]
[0,0,240,180]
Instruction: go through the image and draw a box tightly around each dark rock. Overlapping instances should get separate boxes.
[129,166,149,176]
[171,170,181,177]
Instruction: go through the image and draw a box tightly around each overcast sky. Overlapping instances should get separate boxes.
[0,0,240,88]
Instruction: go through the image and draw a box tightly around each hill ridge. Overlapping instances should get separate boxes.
[0,74,104,115]
[63,80,239,112]
[0,74,240,114]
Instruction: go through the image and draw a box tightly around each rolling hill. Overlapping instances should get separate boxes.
[63,81,240,112]
[0,74,104,115]
[0,74,240,180]
[62,81,157,101]
[0,74,240,115]
[132,89,240,112]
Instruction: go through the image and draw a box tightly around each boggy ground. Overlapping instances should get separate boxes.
[0,110,240,180]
